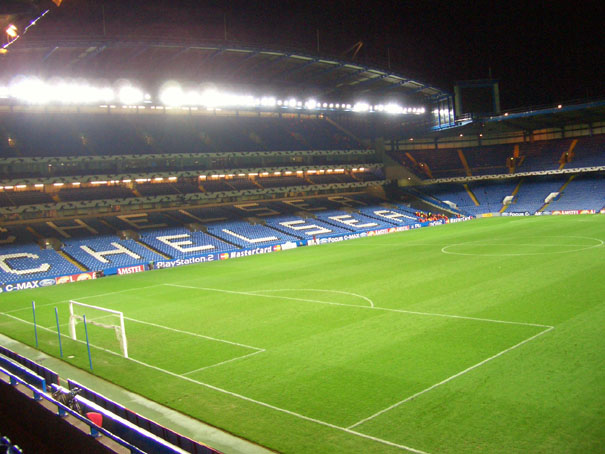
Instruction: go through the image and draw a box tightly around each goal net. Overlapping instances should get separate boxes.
[68,300,129,358]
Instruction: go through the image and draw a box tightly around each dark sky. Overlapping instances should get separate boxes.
[219,0,605,109]
[12,0,605,109]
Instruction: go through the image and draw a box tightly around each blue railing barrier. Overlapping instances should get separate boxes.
[0,357,46,400]
[0,347,222,454]
[0,370,148,454]
[68,379,220,454]
[0,345,59,386]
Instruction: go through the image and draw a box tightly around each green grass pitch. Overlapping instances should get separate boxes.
[1,216,604,453]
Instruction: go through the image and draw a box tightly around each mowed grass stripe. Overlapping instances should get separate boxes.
[0,216,603,454]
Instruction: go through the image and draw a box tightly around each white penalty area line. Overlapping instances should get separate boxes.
[164,284,550,329]
[347,325,554,430]
[1,284,166,315]
[0,311,428,454]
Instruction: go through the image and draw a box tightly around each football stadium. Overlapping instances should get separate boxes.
[0,2,604,453]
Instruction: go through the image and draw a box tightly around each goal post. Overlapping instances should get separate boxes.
[68,300,128,358]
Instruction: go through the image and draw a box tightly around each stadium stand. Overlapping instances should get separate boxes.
[507,177,568,213]
[315,210,396,231]
[546,174,605,211]
[0,191,55,206]
[58,186,136,202]
[0,114,363,158]
[0,244,82,284]
[138,227,238,258]
[265,215,355,238]
[61,236,165,271]
[207,221,300,247]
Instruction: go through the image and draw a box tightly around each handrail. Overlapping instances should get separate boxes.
[0,368,147,454]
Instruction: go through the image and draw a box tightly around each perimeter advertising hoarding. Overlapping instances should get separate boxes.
[55,272,97,285]
[551,210,596,215]
[117,265,146,275]
[1,278,57,292]
[153,242,299,269]
[502,212,531,217]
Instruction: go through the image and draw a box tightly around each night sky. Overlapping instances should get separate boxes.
[9,0,605,109]
[219,0,605,109]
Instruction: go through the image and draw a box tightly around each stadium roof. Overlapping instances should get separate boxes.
[0,37,451,105]
[423,99,605,139]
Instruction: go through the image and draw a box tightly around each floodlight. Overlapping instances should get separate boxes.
[6,25,17,38]
[10,76,49,104]
[118,85,144,105]
[305,99,317,109]
[159,82,184,107]
[261,97,276,107]
[384,103,403,114]
[199,89,222,108]
[353,102,370,112]
[287,98,297,108]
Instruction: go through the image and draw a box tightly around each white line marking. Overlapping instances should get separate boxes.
[347,326,554,429]
[124,316,263,351]
[183,350,266,376]
[0,311,428,453]
[2,284,165,315]
[246,288,375,308]
[441,235,603,256]
[165,284,551,328]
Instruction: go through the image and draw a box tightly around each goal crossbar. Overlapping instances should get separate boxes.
[68,300,129,358]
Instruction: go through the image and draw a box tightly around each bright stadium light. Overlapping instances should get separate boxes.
[305,99,318,109]
[9,76,49,104]
[159,81,185,107]
[260,96,276,107]
[384,103,404,114]
[199,88,222,108]
[353,102,370,112]
[6,25,18,38]
[118,85,144,105]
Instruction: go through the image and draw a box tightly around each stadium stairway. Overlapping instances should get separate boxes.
[463,184,480,206]
[57,250,89,271]
[537,175,576,212]
[457,149,473,176]
[558,139,578,170]
[500,179,524,213]
[135,239,172,260]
